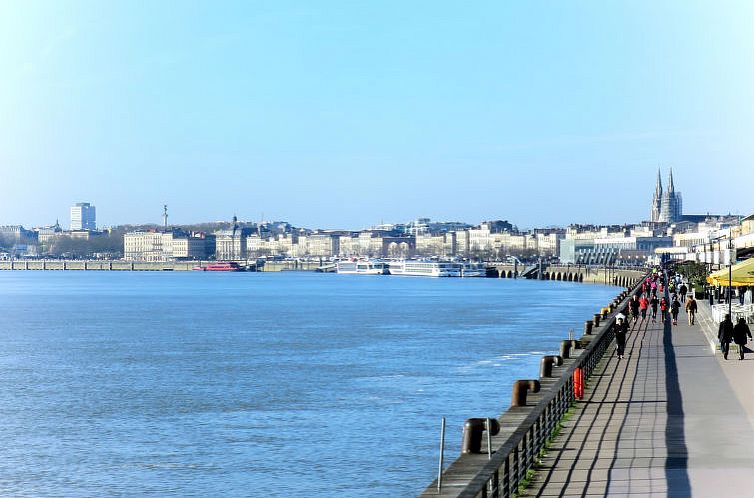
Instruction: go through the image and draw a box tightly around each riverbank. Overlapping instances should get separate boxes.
[0,259,645,286]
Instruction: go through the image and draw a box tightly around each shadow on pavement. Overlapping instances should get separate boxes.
[663,315,691,496]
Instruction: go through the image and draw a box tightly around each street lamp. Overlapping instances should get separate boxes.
[729,228,734,320]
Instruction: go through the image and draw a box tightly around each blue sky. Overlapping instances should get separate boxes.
[1,1,752,229]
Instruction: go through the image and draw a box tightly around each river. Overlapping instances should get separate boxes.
[0,271,619,497]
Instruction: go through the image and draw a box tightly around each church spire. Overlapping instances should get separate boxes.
[667,168,675,193]
[655,168,663,196]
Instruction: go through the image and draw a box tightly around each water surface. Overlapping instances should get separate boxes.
[0,271,619,497]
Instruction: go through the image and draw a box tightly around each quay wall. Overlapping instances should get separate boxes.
[0,260,212,271]
[418,273,647,497]
[0,260,645,287]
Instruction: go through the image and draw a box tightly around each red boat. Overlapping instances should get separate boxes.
[193,262,244,272]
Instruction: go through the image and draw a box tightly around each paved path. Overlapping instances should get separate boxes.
[522,297,754,497]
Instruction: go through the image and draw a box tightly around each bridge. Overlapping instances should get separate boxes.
[485,262,643,287]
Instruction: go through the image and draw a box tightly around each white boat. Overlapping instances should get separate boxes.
[388,260,461,277]
[336,259,389,275]
[460,262,487,278]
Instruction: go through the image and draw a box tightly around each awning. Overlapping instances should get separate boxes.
[707,258,754,287]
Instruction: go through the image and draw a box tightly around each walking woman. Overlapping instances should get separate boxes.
[733,317,752,360]
[639,295,649,321]
[660,296,668,323]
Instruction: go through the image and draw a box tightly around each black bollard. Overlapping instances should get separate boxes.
[584,320,593,335]
[511,380,541,407]
[540,355,564,377]
[461,418,501,454]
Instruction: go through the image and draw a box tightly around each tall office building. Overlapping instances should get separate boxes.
[650,169,682,223]
[70,202,96,231]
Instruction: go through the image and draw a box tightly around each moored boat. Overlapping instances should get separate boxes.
[196,262,244,272]
[336,259,389,275]
[459,262,486,278]
[388,260,461,277]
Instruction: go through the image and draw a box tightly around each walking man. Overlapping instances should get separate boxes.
[719,314,734,360]
[685,295,698,325]
[679,283,688,303]
[733,317,752,361]
[615,314,628,360]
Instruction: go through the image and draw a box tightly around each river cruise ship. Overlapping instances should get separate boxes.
[336,259,389,275]
[388,260,461,277]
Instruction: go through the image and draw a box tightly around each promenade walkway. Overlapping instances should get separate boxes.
[522,297,754,497]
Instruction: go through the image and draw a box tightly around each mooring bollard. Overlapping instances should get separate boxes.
[560,340,572,359]
[601,308,609,319]
[584,320,593,335]
[540,355,564,377]
[593,313,601,327]
[511,379,541,407]
[461,417,501,454]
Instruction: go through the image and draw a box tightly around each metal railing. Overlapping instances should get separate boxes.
[419,276,646,497]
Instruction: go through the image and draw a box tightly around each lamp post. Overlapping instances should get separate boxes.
[729,229,734,320]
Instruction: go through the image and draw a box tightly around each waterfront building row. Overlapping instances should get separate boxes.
[119,214,750,263]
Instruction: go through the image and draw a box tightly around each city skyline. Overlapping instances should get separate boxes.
[5,166,747,232]
[2,2,753,228]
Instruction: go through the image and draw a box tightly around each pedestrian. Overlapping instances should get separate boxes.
[685,295,698,325]
[629,295,640,324]
[650,294,659,322]
[719,314,734,360]
[733,317,752,360]
[679,283,687,302]
[670,296,681,325]
[660,296,668,323]
[639,295,649,321]
[614,314,628,359]
[739,287,746,306]
[708,286,714,306]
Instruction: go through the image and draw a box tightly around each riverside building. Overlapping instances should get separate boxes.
[70,202,96,231]
[124,230,211,261]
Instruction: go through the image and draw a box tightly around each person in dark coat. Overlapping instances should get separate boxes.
[679,283,688,303]
[733,317,752,360]
[614,315,628,359]
[719,314,734,360]
[670,297,681,325]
